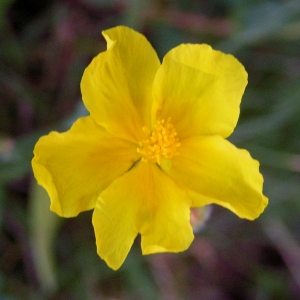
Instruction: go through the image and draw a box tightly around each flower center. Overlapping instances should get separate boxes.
[137,118,180,165]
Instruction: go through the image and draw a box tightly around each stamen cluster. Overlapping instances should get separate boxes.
[137,118,181,165]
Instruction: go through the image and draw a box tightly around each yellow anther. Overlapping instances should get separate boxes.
[137,118,180,165]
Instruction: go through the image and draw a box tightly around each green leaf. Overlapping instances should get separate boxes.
[28,181,62,295]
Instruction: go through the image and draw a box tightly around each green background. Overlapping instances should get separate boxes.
[1,0,300,299]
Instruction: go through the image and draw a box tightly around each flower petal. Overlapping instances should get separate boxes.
[81,26,161,142]
[164,136,268,220]
[139,164,193,255]
[92,191,138,271]
[32,116,139,217]
[92,162,193,270]
[152,44,247,139]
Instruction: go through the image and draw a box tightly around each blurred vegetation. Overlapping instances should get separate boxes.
[1,0,300,299]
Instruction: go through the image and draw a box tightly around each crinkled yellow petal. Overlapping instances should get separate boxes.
[138,164,193,255]
[92,192,138,271]
[32,116,139,217]
[164,136,268,220]
[81,26,161,142]
[152,44,247,139]
[92,162,193,270]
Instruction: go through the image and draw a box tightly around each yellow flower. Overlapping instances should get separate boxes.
[32,26,268,270]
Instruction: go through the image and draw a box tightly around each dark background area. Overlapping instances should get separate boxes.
[1,0,300,299]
